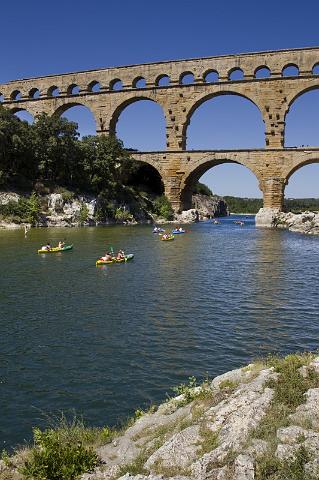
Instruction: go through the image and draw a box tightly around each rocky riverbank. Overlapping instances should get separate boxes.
[2,352,319,480]
[256,208,319,235]
[0,192,229,229]
[274,211,319,235]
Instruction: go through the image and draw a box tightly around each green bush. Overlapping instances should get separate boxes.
[114,207,133,222]
[0,193,41,225]
[193,182,213,196]
[21,423,99,480]
[153,195,174,220]
[54,188,75,203]
[78,204,89,224]
[26,192,41,225]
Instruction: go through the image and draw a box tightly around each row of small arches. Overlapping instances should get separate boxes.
[2,62,319,102]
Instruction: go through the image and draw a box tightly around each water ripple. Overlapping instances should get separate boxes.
[1,217,319,448]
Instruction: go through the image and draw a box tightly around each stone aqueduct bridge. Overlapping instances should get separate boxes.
[1,46,319,212]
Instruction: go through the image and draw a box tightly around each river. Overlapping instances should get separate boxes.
[1,215,319,449]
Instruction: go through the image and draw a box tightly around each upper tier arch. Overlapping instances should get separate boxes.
[109,95,167,134]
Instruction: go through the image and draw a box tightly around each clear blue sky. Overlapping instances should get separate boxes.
[2,0,319,198]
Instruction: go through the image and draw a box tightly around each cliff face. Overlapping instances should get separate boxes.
[0,191,153,228]
[192,194,229,220]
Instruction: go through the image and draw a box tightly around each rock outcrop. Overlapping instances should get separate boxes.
[78,355,319,480]
[192,194,229,220]
[0,191,152,228]
[274,210,319,235]
[255,208,319,234]
[3,354,319,480]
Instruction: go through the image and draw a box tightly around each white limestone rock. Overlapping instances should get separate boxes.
[0,191,20,205]
[276,426,307,444]
[234,454,255,480]
[174,209,198,223]
[289,388,319,429]
[255,207,281,228]
[145,425,200,471]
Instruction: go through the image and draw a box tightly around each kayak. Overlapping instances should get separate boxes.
[161,235,175,241]
[172,229,185,234]
[37,245,73,254]
[153,228,165,234]
[96,254,134,266]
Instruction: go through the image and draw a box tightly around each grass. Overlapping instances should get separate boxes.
[197,425,219,456]
[255,445,314,480]
[218,379,238,391]
[252,353,319,479]
[265,353,319,409]
[18,415,102,480]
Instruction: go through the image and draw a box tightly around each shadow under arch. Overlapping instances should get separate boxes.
[180,157,261,210]
[183,91,265,150]
[126,160,164,196]
[112,96,166,151]
[52,102,97,136]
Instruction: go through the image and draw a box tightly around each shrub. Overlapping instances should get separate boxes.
[21,419,100,480]
[26,192,41,225]
[114,207,133,222]
[153,195,174,220]
[0,193,41,225]
[193,182,213,196]
[54,188,75,203]
[78,204,89,224]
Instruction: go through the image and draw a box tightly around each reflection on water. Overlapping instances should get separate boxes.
[1,217,319,448]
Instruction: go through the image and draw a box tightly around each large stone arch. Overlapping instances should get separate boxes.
[179,155,262,210]
[283,83,319,149]
[109,95,167,136]
[283,156,319,184]
[52,101,98,133]
[284,83,319,122]
[182,91,266,150]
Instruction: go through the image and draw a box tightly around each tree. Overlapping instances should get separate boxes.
[79,135,134,193]
[31,113,80,185]
[0,106,35,186]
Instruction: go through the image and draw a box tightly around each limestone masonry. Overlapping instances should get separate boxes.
[1,46,319,217]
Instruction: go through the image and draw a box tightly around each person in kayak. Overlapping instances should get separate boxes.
[58,241,65,248]
[102,252,113,261]
[116,249,125,260]
[41,242,51,251]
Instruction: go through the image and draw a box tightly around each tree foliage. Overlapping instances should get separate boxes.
[0,106,136,195]
[193,182,213,196]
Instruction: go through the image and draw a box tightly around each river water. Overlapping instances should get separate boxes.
[1,216,319,448]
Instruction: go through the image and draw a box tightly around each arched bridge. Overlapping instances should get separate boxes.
[1,46,319,211]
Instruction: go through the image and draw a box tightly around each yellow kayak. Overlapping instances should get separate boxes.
[37,245,73,254]
[96,254,134,266]
[161,235,175,241]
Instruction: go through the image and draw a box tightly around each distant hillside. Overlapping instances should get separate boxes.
[224,196,319,214]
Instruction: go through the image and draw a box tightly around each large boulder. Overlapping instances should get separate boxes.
[255,207,281,228]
